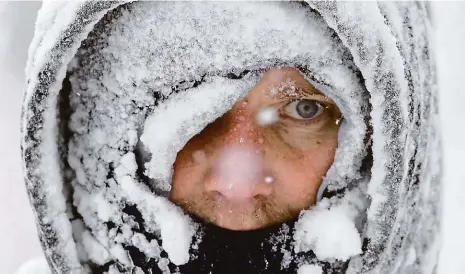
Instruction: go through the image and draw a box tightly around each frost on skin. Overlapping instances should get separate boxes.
[256,107,278,126]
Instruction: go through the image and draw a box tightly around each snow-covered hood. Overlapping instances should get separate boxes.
[21,1,441,274]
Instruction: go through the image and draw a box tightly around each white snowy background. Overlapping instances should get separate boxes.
[0,2,464,274]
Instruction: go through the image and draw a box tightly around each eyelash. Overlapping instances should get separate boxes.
[284,100,325,119]
[278,100,330,126]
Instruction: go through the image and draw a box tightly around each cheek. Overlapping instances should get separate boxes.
[270,143,337,207]
[170,143,206,200]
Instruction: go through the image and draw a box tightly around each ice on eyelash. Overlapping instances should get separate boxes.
[268,78,298,97]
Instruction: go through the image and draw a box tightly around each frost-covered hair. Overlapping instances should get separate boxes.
[21,1,440,274]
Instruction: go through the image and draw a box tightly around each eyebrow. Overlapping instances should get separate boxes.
[272,81,331,102]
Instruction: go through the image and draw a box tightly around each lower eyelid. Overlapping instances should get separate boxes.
[278,108,329,126]
[281,100,326,119]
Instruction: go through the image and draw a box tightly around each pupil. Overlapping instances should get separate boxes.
[296,100,317,118]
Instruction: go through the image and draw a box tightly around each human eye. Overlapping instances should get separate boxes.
[281,99,326,121]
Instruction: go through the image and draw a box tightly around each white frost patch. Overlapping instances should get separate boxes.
[131,233,161,258]
[256,107,278,126]
[110,244,132,267]
[294,200,362,262]
[265,176,274,184]
[297,264,323,274]
[81,230,110,266]
[114,152,138,178]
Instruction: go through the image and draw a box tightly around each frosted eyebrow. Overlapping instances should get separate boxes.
[273,82,327,100]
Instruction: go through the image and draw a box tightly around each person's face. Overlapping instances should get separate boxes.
[169,67,341,231]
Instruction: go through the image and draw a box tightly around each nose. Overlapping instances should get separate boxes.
[204,99,273,200]
[206,145,273,200]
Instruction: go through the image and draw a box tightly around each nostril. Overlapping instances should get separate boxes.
[220,181,256,200]
[213,177,273,200]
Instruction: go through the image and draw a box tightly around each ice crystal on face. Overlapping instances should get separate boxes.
[268,77,298,97]
[264,176,274,184]
[256,107,278,126]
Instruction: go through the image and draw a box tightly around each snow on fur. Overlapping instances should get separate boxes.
[20,1,440,273]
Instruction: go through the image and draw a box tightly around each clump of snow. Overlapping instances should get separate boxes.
[268,77,297,96]
[114,152,138,178]
[256,107,278,126]
[117,173,198,265]
[81,230,110,266]
[294,198,362,262]
[16,257,51,274]
[131,233,161,258]
[297,264,323,274]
